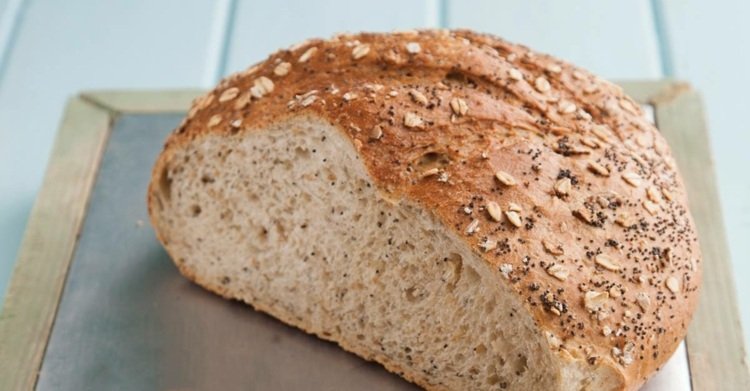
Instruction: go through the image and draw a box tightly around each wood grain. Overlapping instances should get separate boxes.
[223,0,438,74]
[446,0,662,79]
[621,80,750,390]
[0,97,111,391]
[656,0,750,345]
[652,84,750,391]
[0,0,219,305]
[81,89,203,115]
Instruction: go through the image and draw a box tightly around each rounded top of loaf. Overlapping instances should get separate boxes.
[163,29,702,390]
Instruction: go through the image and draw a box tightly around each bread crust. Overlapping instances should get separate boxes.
[148,29,702,390]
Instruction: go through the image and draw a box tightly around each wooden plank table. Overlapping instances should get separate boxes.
[446,0,662,78]
[655,0,750,338]
[0,84,747,390]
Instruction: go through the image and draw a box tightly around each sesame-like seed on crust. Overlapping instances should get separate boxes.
[508,68,524,81]
[643,200,659,215]
[207,114,222,127]
[352,44,371,60]
[495,170,517,186]
[558,100,577,114]
[534,76,551,93]
[647,187,661,203]
[466,219,480,235]
[505,211,522,227]
[422,167,440,178]
[479,237,497,252]
[250,76,274,98]
[595,254,621,271]
[666,276,681,293]
[274,62,291,76]
[404,112,425,128]
[219,87,240,102]
[486,201,503,222]
[405,41,421,54]
[409,89,429,105]
[298,46,318,62]
[543,239,565,255]
[636,292,651,312]
[450,97,469,116]
[584,290,609,312]
[370,124,384,140]
[554,178,571,196]
[587,161,610,176]
[622,172,641,187]
[547,264,569,281]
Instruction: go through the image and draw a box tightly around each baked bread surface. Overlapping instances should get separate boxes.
[148,29,702,390]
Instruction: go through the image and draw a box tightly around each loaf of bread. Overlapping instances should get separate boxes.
[148,30,701,390]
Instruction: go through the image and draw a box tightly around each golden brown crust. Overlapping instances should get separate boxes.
[150,29,702,390]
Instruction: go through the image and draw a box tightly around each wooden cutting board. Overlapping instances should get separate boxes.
[0,83,747,390]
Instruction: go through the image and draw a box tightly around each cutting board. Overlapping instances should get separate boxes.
[1,83,747,390]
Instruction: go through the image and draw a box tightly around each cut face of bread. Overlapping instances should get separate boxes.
[150,117,622,390]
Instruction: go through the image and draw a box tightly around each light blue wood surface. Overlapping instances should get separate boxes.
[224,0,438,74]
[0,0,7,22]
[656,0,750,343]
[0,0,219,302]
[447,0,662,79]
[0,0,746,349]
[0,0,23,77]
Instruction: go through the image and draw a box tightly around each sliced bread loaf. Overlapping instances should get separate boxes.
[148,30,702,390]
